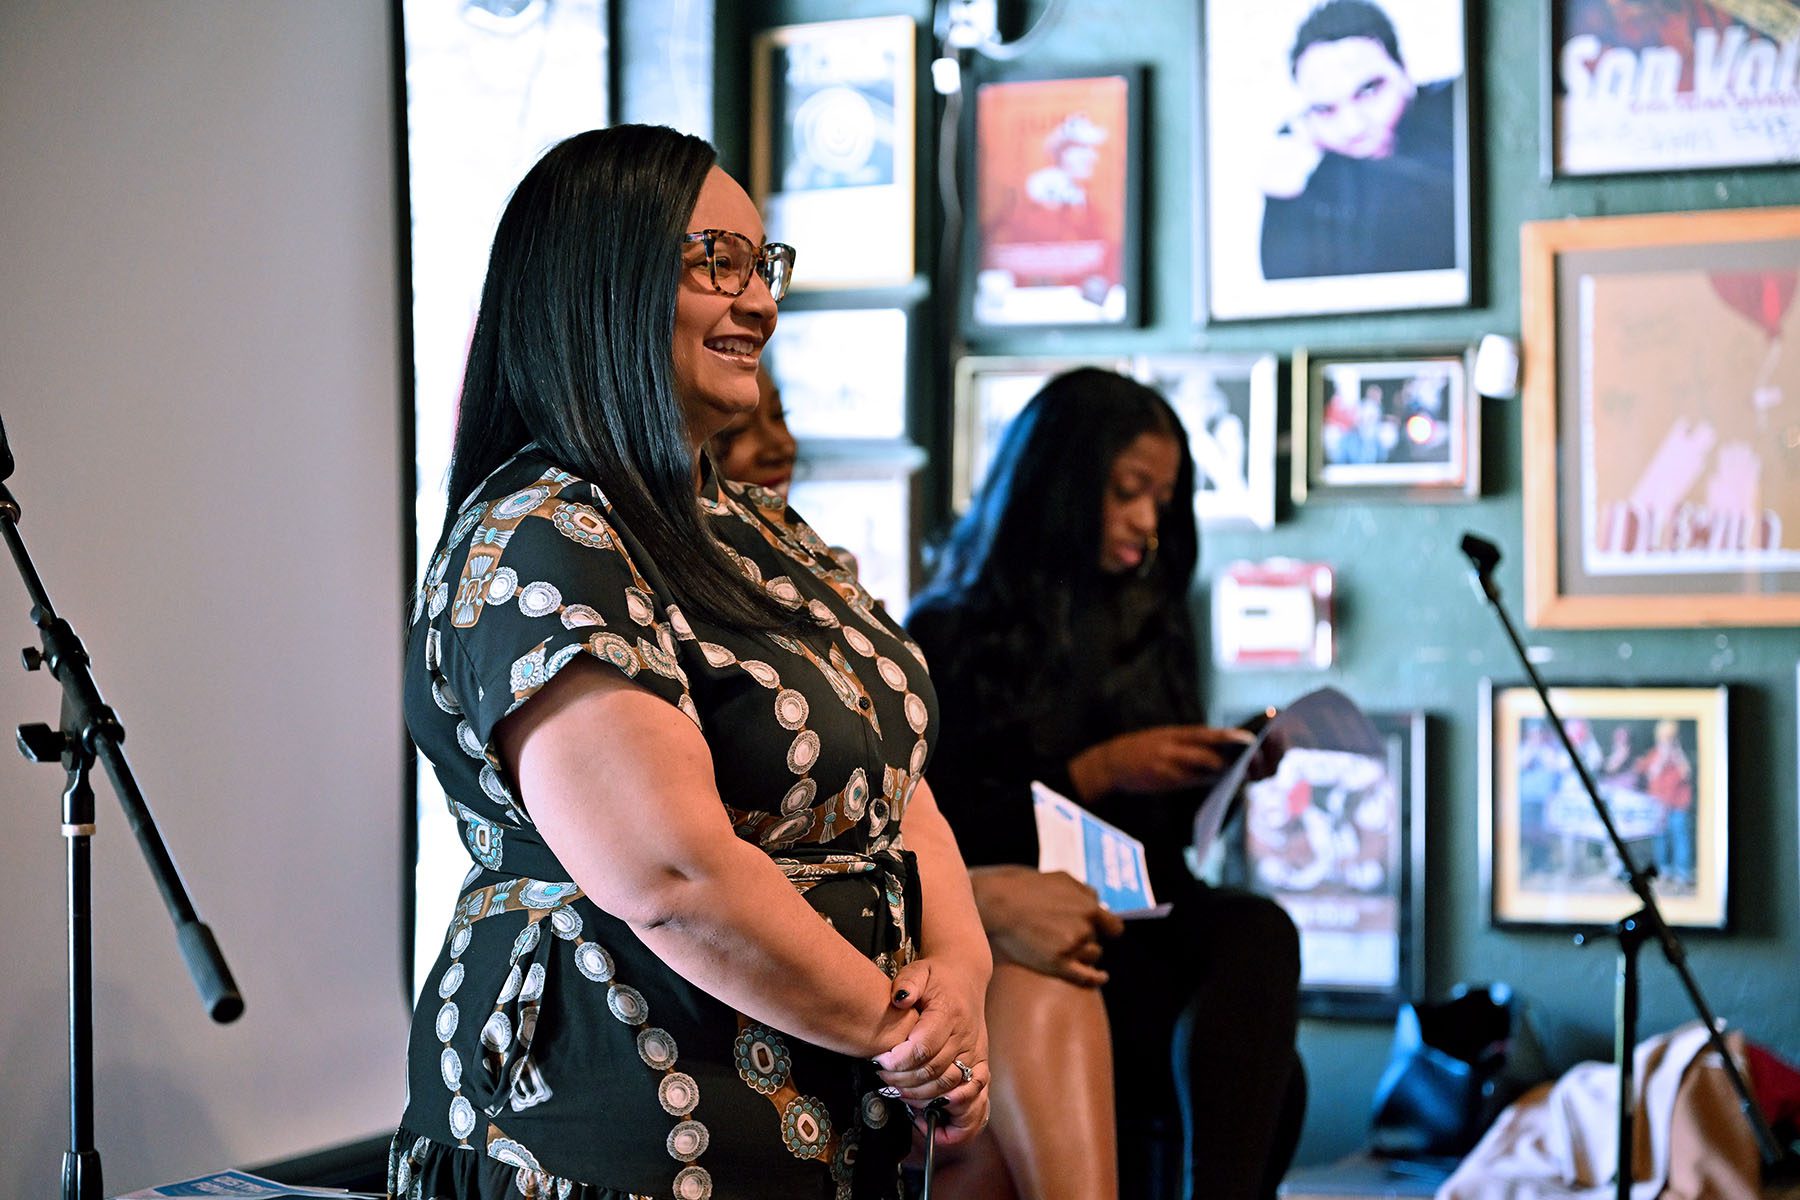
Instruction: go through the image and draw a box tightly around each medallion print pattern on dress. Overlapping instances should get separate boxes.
[397,455,936,1199]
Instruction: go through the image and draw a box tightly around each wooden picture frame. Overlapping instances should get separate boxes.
[1201,0,1473,321]
[751,16,917,291]
[1242,710,1428,1018]
[1521,207,1800,629]
[1543,0,1800,180]
[967,65,1144,329]
[1292,345,1479,504]
[1481,682,1729,931]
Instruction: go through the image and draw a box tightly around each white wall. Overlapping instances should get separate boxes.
[0,2,410,1194]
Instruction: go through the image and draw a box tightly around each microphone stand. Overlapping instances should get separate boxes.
[1,413,243,1200]
[1457,534,1785,1199]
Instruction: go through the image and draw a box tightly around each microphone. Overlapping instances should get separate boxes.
[0,408,13,483]
[1459,533,1501,602]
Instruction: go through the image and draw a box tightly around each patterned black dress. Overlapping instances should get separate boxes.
[390,451,937,1200]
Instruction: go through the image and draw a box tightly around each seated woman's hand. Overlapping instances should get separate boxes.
[1069,724,1254,797]
[871,956,989,1119]
[970,866,1124,986]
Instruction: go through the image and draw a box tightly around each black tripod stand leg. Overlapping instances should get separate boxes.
[1614,915,1646,1200]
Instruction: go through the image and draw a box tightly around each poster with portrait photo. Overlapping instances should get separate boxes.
[752,16,916,289]
[1549,0,1800,177]
[1202,0,1471,321]
[971,68,1141,328]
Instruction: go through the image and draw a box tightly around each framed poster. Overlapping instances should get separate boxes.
[1202,0,1472,320]
[1136,353,1280,530]
[1292,345,1479,503]
[950,354,1133,509]
[970,67,1142,328]
[1243,711,1427,1018]
[1482,683,1729,930]
[751,16,916,290]
[762,307,909,441]
[1546,0,1800,178]
[1521,207,1800,629]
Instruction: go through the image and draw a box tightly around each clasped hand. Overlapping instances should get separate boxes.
[872,956,990,1145]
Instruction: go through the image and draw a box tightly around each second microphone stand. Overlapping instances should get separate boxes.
[1458,534,1784,1200]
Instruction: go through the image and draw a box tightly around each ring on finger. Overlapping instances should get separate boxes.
[952,1058,974,1085]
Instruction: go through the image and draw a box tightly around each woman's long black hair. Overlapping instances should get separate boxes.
[442,124,799,631]
[911,368,1202,709]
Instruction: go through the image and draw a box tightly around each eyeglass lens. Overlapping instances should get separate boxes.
[699,231,793,301]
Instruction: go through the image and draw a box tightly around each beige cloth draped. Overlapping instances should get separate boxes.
[1436,1021,1774,1200]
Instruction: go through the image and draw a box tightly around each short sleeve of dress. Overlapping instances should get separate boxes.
[436,487,694,756]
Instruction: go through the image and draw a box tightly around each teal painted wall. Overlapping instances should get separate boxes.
[736,0,1800,1168]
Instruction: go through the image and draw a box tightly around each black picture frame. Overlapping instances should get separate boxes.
[1541,0,1800,180]
[964,63,1145,331]
[1199,0,1473,321]
[1239,710,1428,1020]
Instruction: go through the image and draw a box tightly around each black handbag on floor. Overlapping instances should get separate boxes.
[1368,982,1546,1163]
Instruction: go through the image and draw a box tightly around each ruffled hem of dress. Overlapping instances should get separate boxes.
[386,1126,655,1200]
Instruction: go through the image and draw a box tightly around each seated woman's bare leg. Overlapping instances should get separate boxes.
[983,961,1118,1200]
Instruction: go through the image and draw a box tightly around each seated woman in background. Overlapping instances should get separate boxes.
[396,124,990,1200]
[711,366,798,496]
[906,368,1306,1200]
[712,370,1116,1199]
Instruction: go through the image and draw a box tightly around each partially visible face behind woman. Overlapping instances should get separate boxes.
[1099,430,1181,573]
[673,166,779,445]
[712,368,799,496]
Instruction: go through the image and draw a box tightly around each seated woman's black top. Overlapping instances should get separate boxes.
[906,575,1206,892]
[396,451,937,1200]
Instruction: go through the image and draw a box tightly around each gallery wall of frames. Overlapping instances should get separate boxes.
[742,0,1800,1167]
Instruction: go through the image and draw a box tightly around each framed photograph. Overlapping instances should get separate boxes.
[787,453,923,615]
[1546,0,1800,178]
[1137,353,1280,530]
[1243,711,1427,1018]
[1521,207,1800,629]
[762,308,909,441]
[1201,0,1472,320]
[1292,345,1479,503]
[950,354,1133,509]
[1481,683,1729,930]
[970,66,1142,328]
[1212,558,1336,670]
[751,16,916,291]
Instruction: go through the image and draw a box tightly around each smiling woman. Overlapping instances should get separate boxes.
[393,124,991,1199]
[672,180,794,438]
